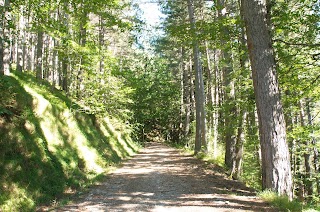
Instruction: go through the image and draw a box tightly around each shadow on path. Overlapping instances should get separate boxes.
[53,142,275,212]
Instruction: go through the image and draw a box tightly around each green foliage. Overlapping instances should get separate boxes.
[122,55,181,142]
[258,190,320,212]
[259,190,303,212]
[0,72,139,211]
[242,139,261,190]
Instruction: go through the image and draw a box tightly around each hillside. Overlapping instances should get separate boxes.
[0,72,139,211]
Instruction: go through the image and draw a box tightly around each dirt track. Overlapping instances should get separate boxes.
[54,142,275,211]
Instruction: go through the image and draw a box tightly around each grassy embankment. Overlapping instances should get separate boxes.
[0,72,139,211]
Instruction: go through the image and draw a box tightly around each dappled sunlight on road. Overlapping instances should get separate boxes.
[56,143,275,212]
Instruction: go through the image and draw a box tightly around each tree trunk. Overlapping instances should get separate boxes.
[0,0,11,75]
[76,9,87,98]
[241,0,293,198]
[62,58,68,92]
[0,0,4,75]
[179,46,185,139]
[205,40,215,153]
[52,38,58,87]
[36,30,43,80]
[187,0,207,154]
[16,6,24,72]
[232,109,246,179]
[99,16,105,74]
[299,99,313,199]
[306,100,319,196]
[189,57,195,120]
[183,53,191,137]
[216,0,237,170]
[212,49,220,158]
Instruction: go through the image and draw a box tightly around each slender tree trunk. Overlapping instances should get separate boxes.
[16,7,24,72]
[299,99,313,199]
[184,61,191,137]
[36,30,43,80]
[0,0,4,75]
[76,9,87,98]
[241,0,293,198]
[232,110,246,179]
[180,46,185,139]
[217,0,237,170]
[187,0,207,154]
[212,49,220,158]
[52,38,58,87]
[306,101,320,195]
[0,0,11,75]
[99,15,105,74]
[22,2,30,71]
[205,40,215,153]
[182,50,191,137]
[189,57,195,120]
[60,4,69,92]
[62,58,68,92]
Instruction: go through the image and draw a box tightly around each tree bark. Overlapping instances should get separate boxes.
[216,0,237,170]
[212,49,220,158]
[241,0,293,198]
[299,99,313,199]
[16,6,24,72]
[36,30,43,80]
[187,0,207,154]
[183,53,191,137]
[205,40,215,153]
[0,0,11,75]
[306,100,319,196]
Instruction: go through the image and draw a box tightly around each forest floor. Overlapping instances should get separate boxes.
[45,142,276,212]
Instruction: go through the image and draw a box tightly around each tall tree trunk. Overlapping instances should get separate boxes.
[36,30,43,80]
[99,16,105,74]
[52,38,58,87]
[306,101,320,196]
[76,9,87,98]
[217,0,237,170]
[60,4,69,92]
[0,0,4,75]
[205,40,215,153]
[62,57,68,92]
[241,0,293,198]
[179,46,185,139]
[232,110,246,179]
[184,60,191,137]
[187,0,207,154]
[299,99,313,199]
[16,6,24,72]
[0,0,11,75]
[189,57,195,120]
[212,49,220,158]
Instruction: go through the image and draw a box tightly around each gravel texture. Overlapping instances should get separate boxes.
[51,142,275,212]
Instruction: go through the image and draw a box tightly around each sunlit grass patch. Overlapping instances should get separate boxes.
[0,184,35,212]
[259,190,303,212]
[0,72,139,210]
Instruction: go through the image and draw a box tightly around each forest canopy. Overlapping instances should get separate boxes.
[0,0,319,210]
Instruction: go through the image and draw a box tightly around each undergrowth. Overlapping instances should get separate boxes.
[259,190,320,212]
[0,72,139,211]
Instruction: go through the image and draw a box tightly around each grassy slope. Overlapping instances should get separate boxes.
[0,72,139,211]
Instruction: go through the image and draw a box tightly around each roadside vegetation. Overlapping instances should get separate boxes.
[0,72,139,211]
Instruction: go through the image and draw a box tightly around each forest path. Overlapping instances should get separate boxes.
[54,142,274,212]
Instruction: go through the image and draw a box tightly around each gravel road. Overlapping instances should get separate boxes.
[54,142,275,212]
